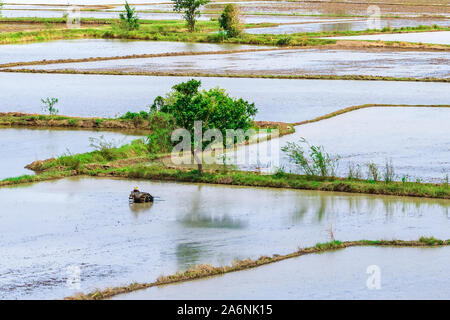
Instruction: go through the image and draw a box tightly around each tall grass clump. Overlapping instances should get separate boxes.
[347,162,362,180]
[89,135,123,161]
[383,159,395,183]
[281,138,340,177]
[367,162,380,182]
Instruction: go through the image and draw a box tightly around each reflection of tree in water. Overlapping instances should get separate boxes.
[178,184,247,229]
[128,202,153,217]
[321,22,354,32]
[290,192,450,224]
[180,214,247,229]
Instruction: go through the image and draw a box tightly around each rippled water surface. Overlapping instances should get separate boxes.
[247,18,450,34]
[328,31,450,45]
[0,39,267,65]
[1,177,449,299]
[2,73,449,122]
[26,48,450,79]
[114,246,450,300]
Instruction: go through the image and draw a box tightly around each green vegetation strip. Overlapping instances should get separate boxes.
[3,159,449,199]
[0,20,447,47]
[65,237,450,300]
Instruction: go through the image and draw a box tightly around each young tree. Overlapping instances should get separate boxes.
[218,4,242,37]
[155,79,257,174]
[41,97,59,115]
[119,1,139,30]
[172,0,210,32]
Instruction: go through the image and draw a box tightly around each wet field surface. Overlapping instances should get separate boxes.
[247,18,450,34]
[114,246,450,300]
[23,47,450,79]
[1,177,449,299]
[231,107,450,182]
[1,73,449,122]
[0,39,268,65]
[328,31,450,45]
[0,128,142,180]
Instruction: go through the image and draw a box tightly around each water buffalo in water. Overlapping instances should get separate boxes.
[129,190,154,203]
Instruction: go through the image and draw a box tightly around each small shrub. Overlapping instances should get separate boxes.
[281,138,340,177]
[41,97,59,115]
[276,35,292,46]
[119,2,139,30]
[89,135,121,161]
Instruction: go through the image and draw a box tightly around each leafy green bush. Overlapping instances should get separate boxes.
[276,35,292,46]
[119,2,139,30]
[218,4,242,37]
[281,138,340,177]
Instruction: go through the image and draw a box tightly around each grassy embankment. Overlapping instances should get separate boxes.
[1,104,448,199]
[0,17,448,47]
[65,237,450,300]
[3,145,449,199]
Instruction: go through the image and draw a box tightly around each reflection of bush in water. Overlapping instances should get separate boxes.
[291,193,450,223]
[180,214,246,229]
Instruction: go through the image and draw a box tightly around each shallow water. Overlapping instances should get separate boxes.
[230,107,450,182]
[26,48,450,79]
[1,73,449,122]
[0,39,267,65]
[0,128,142,180]
[328,31,450,45]
[247,18,450,34]
[114,246,450,300]
[0,177,449,299]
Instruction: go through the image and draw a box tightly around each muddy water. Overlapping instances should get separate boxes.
[0,177,449,299]
[0,39,267,65]
[114,246,450,300]
[26,48,450,79]
[230,107,450,182]
[0,128,142,180]
[2,73,449,122]
[328,31,450,45]
[247,18,450,34]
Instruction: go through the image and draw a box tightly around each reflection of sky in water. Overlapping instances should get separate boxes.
[116,246,450,300]
[227,107,450,182]
[1,177,449,299]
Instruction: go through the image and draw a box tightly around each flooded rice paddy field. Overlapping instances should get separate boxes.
[0,40,268,65]
[0,128,142,180]
[1,177,449,299]
[115,246,450,300]
[1,73,449,122]
[328,31,450,45]
[23,48,450,79]
[232,107,450,182]
[247,18,450,34]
